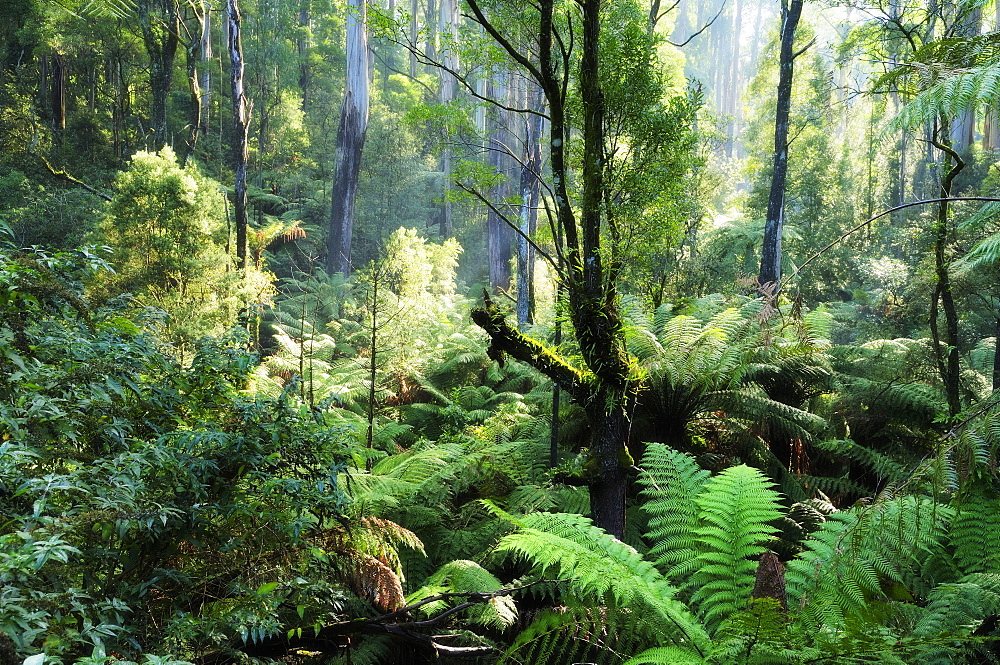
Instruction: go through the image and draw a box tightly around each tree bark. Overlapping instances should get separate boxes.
[438,0,458,237]
[228,0,250,271]
[51,52,66,133]
[486,70,513,293]
[183,3,207,159]
[326,0,370,276]
[200,1,212,133]
[298,0,311,110]
[138,0,181,148]
[516,90,542,327]
[758,0,803,290]
[930,125,964,418]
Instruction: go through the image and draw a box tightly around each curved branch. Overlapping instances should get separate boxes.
[667,0,727,47]
[464,0,546,86]
[34,154,113,201]
[784,197,1000,286]
[456,182,559,272]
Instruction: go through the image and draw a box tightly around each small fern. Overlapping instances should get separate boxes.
[688,465,784,632]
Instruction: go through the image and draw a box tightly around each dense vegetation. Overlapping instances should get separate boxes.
[3,0,1000,662]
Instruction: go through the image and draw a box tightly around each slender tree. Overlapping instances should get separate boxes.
[438,0,458,237]
[485,70,514,293]
[327,0,370,276]
[930,125,963,417]
[758,0,804,290]
[228,0,250,270]
[468,0,639,538]
[516,85,543,327]
[137,0,181,147]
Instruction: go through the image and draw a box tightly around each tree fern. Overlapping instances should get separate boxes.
[879,33,1000,131]
[623,646,705,665]
[949,480,1000,575]
[908,574,1000,664]
[787,496,952,632]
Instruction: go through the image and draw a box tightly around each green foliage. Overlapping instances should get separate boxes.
[406,559,516,628]
[639,444,710,582]
[490,505,710,652]
[0,239,359,659]
[90,148,274,348]
[689,466,783,631]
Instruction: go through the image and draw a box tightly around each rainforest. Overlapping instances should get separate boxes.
[2,0,1000,662]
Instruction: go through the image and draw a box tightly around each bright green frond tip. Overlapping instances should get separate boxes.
[623,646,706,664]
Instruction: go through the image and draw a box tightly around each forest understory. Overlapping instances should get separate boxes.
[3,0,1000,662]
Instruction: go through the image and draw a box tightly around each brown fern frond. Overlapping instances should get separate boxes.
[350,552,406,612]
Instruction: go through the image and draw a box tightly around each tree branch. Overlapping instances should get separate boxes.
[471,290,589,399]
[229,581,557,661]
[667,0,727,47]
[456,182,559,272]
[33,153,113,201]
[464,0,546,86]
[785,197,1000,287]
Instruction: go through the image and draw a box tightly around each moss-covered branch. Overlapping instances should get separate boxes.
[470,290,591,401]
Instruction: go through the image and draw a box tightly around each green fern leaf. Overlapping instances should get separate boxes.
[689,465,784,633]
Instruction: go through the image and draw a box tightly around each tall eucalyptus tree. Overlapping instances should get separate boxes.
[327,0,370,276]
[228,0,250,270]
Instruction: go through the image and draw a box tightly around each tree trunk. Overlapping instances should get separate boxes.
[930,122,963,418]
[326,0,370,276]
[409,0,418,79]
[516,86,543,327]
[486,70,513,293]
[138,0,181,148]
[468,0,636,539]
[228,0,250,271]
[184,3,207,159]
[758,0,803,290]
[51,52,66,133]
[588,402,630,539]
[298,0,311,110]
[438,0,458,237]
[201,1,212,132]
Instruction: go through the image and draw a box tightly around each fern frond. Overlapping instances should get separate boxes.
[405,560,517,629]
[909,573,1000,664]
[949,480,1000,575]
[689,465,784,632]
[623,646,705,664]
[639,444,710,582]
[488,507,710,652]
[787,497,953,632]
